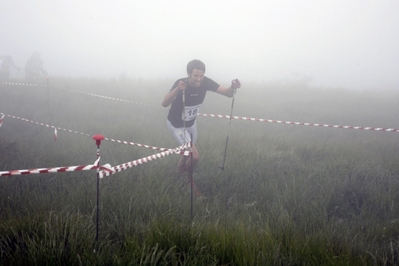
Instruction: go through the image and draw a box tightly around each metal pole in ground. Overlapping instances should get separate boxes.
[92,134,105,243]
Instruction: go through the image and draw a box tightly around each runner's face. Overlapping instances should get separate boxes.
[188,69,204,88]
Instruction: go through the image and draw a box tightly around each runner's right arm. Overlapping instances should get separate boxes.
[161,80,186,107]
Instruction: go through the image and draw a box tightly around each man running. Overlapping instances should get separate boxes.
[162,59,241,180]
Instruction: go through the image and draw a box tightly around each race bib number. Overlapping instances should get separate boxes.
[182,104,201,121]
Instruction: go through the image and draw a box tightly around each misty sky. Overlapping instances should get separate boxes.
[2,0,399,90]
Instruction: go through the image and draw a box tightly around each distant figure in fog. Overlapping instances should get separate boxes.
[0,55,21,81]
[25,52,47,79]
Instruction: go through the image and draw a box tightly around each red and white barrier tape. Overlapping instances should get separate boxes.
[58,87,160,109]
[0,112,91,138]
[0,112,189,154]
[0,81,47,87]
[49,84,399,134]
[0,144,188,177]
[0,113,4,128]
[0,164,97,176]
[100,147,190,178]
[1,81,160,108]
[103,137,189,152]
[5,81,398,134]
[0,157,105,177]
[197,113,399,133]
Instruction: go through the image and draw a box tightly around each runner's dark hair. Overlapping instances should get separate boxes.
[187,59,205,74]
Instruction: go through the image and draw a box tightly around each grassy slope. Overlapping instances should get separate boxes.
[1,77,399,265]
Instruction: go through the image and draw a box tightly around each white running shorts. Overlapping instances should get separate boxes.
[167,120,198,145]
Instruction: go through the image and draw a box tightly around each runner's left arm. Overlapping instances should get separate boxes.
[215,79,241,97]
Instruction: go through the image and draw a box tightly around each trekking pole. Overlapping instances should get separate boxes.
[182,87,186,144]
[219,79,238,171]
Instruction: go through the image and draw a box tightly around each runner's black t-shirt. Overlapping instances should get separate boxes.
[167,76,219,128]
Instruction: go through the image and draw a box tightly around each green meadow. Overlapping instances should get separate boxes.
[1,77,399,265]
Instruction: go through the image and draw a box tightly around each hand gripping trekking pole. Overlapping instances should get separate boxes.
[219,79,238,171]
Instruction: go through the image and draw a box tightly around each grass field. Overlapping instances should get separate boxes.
[1,77,399,265]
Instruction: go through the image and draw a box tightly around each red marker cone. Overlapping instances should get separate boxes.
[92,134,105,146]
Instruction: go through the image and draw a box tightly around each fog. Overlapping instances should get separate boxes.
[2,0,399,90]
